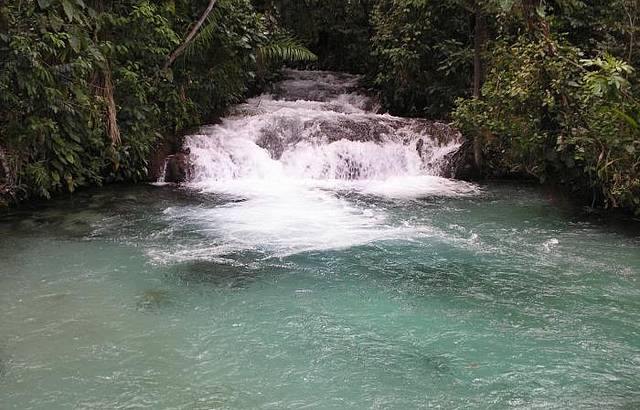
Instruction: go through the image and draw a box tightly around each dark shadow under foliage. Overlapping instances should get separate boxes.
[1,0,639,214]
[0,0,315,205]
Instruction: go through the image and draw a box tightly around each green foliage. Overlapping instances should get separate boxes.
[258,33,318,66]
[1,0,108,199]
[581,55,634,99]
[260,0,374,73]
[454,38,640,213]
[2,0,639,214]
[0,0,308,203]
[370,0,472,117]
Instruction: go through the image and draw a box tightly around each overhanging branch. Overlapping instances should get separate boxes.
[163,0,219,71]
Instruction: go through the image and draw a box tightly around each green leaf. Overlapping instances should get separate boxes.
[51,160,64,172]
[49,14,64,31]
[37,0,53,9]
[62,0,75,22]
[612,108,639,129]
[69,34,81,53]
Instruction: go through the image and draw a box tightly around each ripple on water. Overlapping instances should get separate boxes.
[1,72,640,408]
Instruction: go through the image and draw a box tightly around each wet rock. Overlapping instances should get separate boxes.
[148,139,173,181]
[273,69,362,102]
[256,130,286,160]
[174,69,467,179]
[164,152,192,183]
[440,139,482,180]
[147,133,193,182]
[254,116,464,153]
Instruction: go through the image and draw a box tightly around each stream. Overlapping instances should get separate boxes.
[0,70,639,409]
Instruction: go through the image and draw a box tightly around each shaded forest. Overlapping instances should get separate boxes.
[1,0,639,214]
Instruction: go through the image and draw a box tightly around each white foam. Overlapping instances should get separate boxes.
[159,185,417,258]
[164,70,479,258]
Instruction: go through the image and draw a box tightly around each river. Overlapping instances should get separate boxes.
[0,70,639,408]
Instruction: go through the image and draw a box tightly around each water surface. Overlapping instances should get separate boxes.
[1,70,639,408]
[0,183,639,409]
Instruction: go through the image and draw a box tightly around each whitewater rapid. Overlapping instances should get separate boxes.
[161,70,479,259]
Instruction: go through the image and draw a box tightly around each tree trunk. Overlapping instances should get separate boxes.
[472,3,487,170]
[87,2,119,147]
[522,0,541,32]
[102,63,121,146]
[624,0,639,62]
[163,0,219,71]
[522,0,554,54]
[472,7,486,99]
[0,144,14,197]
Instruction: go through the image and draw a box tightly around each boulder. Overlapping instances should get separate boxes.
[441,139,482,180]
[164,152,192,183]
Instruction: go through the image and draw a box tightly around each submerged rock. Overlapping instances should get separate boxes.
[3,208,104,238]
[422,354,454,375]
[178,261,258,289]
[136,289,172,311]
[0,348,7,378]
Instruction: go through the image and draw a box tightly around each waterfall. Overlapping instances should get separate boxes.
[159,70,479,259]
[154,158,169,186]
[183,69,471,198]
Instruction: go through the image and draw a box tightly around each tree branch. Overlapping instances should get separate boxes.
[163,0,219,71]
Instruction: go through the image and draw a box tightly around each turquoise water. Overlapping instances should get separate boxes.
[0,184,639,409]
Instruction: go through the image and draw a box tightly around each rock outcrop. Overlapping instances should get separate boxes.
[163,152,192,183]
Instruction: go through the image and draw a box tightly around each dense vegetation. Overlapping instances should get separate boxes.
[2,0,639,214]
[451,1,640,214]
[271,0,640,214]
[0,0,314,204]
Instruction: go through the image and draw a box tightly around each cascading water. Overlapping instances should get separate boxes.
[153,158,169,186]
[185,69,467,193]
[1,70,639,410]
[171,70,479,258]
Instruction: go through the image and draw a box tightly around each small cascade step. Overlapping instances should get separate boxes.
[175,69,463,186]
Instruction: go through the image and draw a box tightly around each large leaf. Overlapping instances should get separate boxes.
[37,0,53,9]
[62,0,75,22]
[257,33,318,66]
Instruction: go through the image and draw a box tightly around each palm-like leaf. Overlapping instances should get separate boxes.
[183,6,227,58]
[257,33,317,66]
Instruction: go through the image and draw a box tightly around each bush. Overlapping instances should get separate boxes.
[370,0,471,118]
[0,0,313,203]
[454,37,640,213]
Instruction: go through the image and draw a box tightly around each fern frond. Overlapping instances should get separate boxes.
[257,33,317,66]
[183,4,228,59]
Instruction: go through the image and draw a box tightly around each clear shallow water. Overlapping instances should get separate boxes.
[0,184,639,409]
[2,70,640,408]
